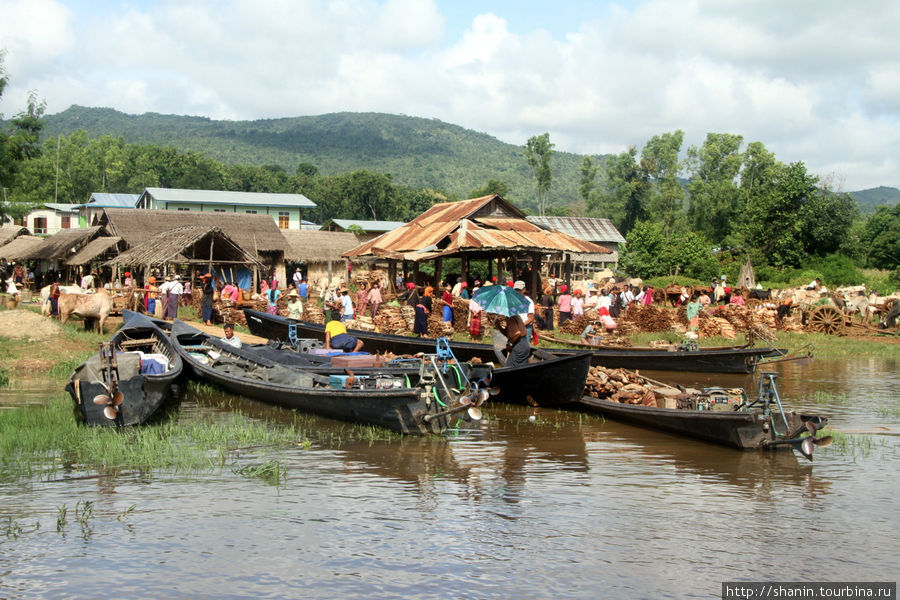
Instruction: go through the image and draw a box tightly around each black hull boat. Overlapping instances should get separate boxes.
[243,309,590,407]
[170,320,492,435]
[66,311,183,427]
[576,373,830,457]
[242,309,778,373]
[489,353,591,407]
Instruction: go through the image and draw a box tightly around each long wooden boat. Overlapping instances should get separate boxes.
[170,320,491,435]
[242,309,590,406]
[242,309,778,373]
[66,311,183,426]
[576,386,829,453]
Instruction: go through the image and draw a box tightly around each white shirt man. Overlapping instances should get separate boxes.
[169,278,184,296]
[513,281,535,327]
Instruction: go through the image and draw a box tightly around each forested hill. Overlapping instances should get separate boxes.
[848,186,900,214]
[40,105,589,207]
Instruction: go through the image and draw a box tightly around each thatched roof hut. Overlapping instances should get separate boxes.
[65,237,123,267]
[0,235,44,262]
[24,226,106,262]
[282,230,360,263]
[105,225,262,271]
[281,229,360,289]
[100,208,287,288]
[100,208,286,256]
[0,225,30,246]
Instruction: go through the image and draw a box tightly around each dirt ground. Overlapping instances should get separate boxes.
[0,309,63,340]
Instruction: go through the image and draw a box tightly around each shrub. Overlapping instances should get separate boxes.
[811,253,865,286]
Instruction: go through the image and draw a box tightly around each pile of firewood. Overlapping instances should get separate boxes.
[559,314,592,335]
[583,365,659,406]
[621,304,675,332]
[373,304,409,333]
[697,314,737,339]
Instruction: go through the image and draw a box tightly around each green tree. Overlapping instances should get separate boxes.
[619,220,665,278]
[860,203,900,269]
[640,130,685,238]
[579,156,598,203]
[524,133,554,216]
[799,188,858,258]
[469,179,509,199]
[591,147,647,235]
[619,220,716,279]
[686,133,744,244]
[314,171,401,222]
[740,161,819,268]
[1,54,47,220]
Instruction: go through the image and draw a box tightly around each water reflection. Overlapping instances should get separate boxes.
[0,356,897,599]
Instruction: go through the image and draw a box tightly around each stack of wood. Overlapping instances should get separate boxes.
[451,297,471,332]
[352,269,389,290]
[583,365,659,406]
[559,314,592,335]
[304,303,326,324]
[354,316,376,331]
[426,312,454,337]
[621,304,675,332]
[697,314,737,339]
[400,306,416,330]
[373,304,408,333]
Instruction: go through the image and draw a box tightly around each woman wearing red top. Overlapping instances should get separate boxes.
[441,284,453,323]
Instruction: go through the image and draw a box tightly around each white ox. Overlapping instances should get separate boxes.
[40,284,84,315]
[58,288,113,334]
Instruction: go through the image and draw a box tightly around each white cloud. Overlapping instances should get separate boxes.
[0,0,898,190]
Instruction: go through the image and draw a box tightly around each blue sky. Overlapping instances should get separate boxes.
[1,0,899,191]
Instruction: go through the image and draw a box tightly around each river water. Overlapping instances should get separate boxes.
[1,357,898,599]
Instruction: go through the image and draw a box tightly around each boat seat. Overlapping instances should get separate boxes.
[75,351,142,381]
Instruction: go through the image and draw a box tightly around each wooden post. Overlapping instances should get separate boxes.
[434,257,443,288]
[461,254,469,285]
[531,253,541,297]
[488,258,493,282]
[564,253,572,286]
[413,261,420,286]
[387,260,397,293]
[511,256,518,281]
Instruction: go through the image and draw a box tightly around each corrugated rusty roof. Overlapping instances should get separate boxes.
[526,216,626,244]
[345,194,608,260]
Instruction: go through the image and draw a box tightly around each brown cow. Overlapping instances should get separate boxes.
[58,289,113,334]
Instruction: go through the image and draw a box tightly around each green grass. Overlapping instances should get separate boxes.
[0,394,312,482]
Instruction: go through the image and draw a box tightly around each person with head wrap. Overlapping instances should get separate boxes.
[557,284,573,325]
[538,285,555,330]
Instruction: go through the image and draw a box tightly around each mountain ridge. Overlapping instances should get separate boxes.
[36,105,900,214]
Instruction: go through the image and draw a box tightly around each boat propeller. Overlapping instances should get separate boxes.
[93,385,124,420]
[775,420,833,461]
[93,342,123,421]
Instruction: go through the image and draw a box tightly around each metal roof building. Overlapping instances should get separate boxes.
[344,195,608,294]
[136,187,317,231]
[526,216,623,265]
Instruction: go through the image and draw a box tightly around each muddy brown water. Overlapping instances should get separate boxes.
[1,357,898,599]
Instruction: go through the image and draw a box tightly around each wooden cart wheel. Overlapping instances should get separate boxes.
[808,305,845,335]
[653,288,667,304]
